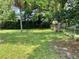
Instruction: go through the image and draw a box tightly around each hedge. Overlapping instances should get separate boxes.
[0,20,51,29]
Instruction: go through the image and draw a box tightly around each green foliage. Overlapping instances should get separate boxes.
[0,0,68,22]
[0,0,79,27]
[0,0,15,21]
[65,0,79,24]
[53,0,79,25]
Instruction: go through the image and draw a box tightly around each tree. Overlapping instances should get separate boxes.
[13,0,25,32]
[0,0,14,21]
[0,0,16,29]
[50,0,67,32]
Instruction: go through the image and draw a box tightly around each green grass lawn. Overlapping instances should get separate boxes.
[0,29,67,59]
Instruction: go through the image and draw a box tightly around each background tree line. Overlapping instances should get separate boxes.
[0,0,79,29]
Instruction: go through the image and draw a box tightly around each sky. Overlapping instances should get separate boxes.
[11,5,20,15]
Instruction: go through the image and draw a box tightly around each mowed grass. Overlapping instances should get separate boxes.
[0,29,67,59]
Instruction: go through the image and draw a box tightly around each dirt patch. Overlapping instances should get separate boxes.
[54,40,79,53]
[50,40,79,59]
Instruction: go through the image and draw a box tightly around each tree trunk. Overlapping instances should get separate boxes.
[53,23,61,32]
[20,9,23,32]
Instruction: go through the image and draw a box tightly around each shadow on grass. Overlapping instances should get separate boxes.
[27,40,61,59]
[0,30,67,59]
[0,30,65,44]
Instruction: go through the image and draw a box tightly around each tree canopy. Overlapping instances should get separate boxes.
[0,0,79,25]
